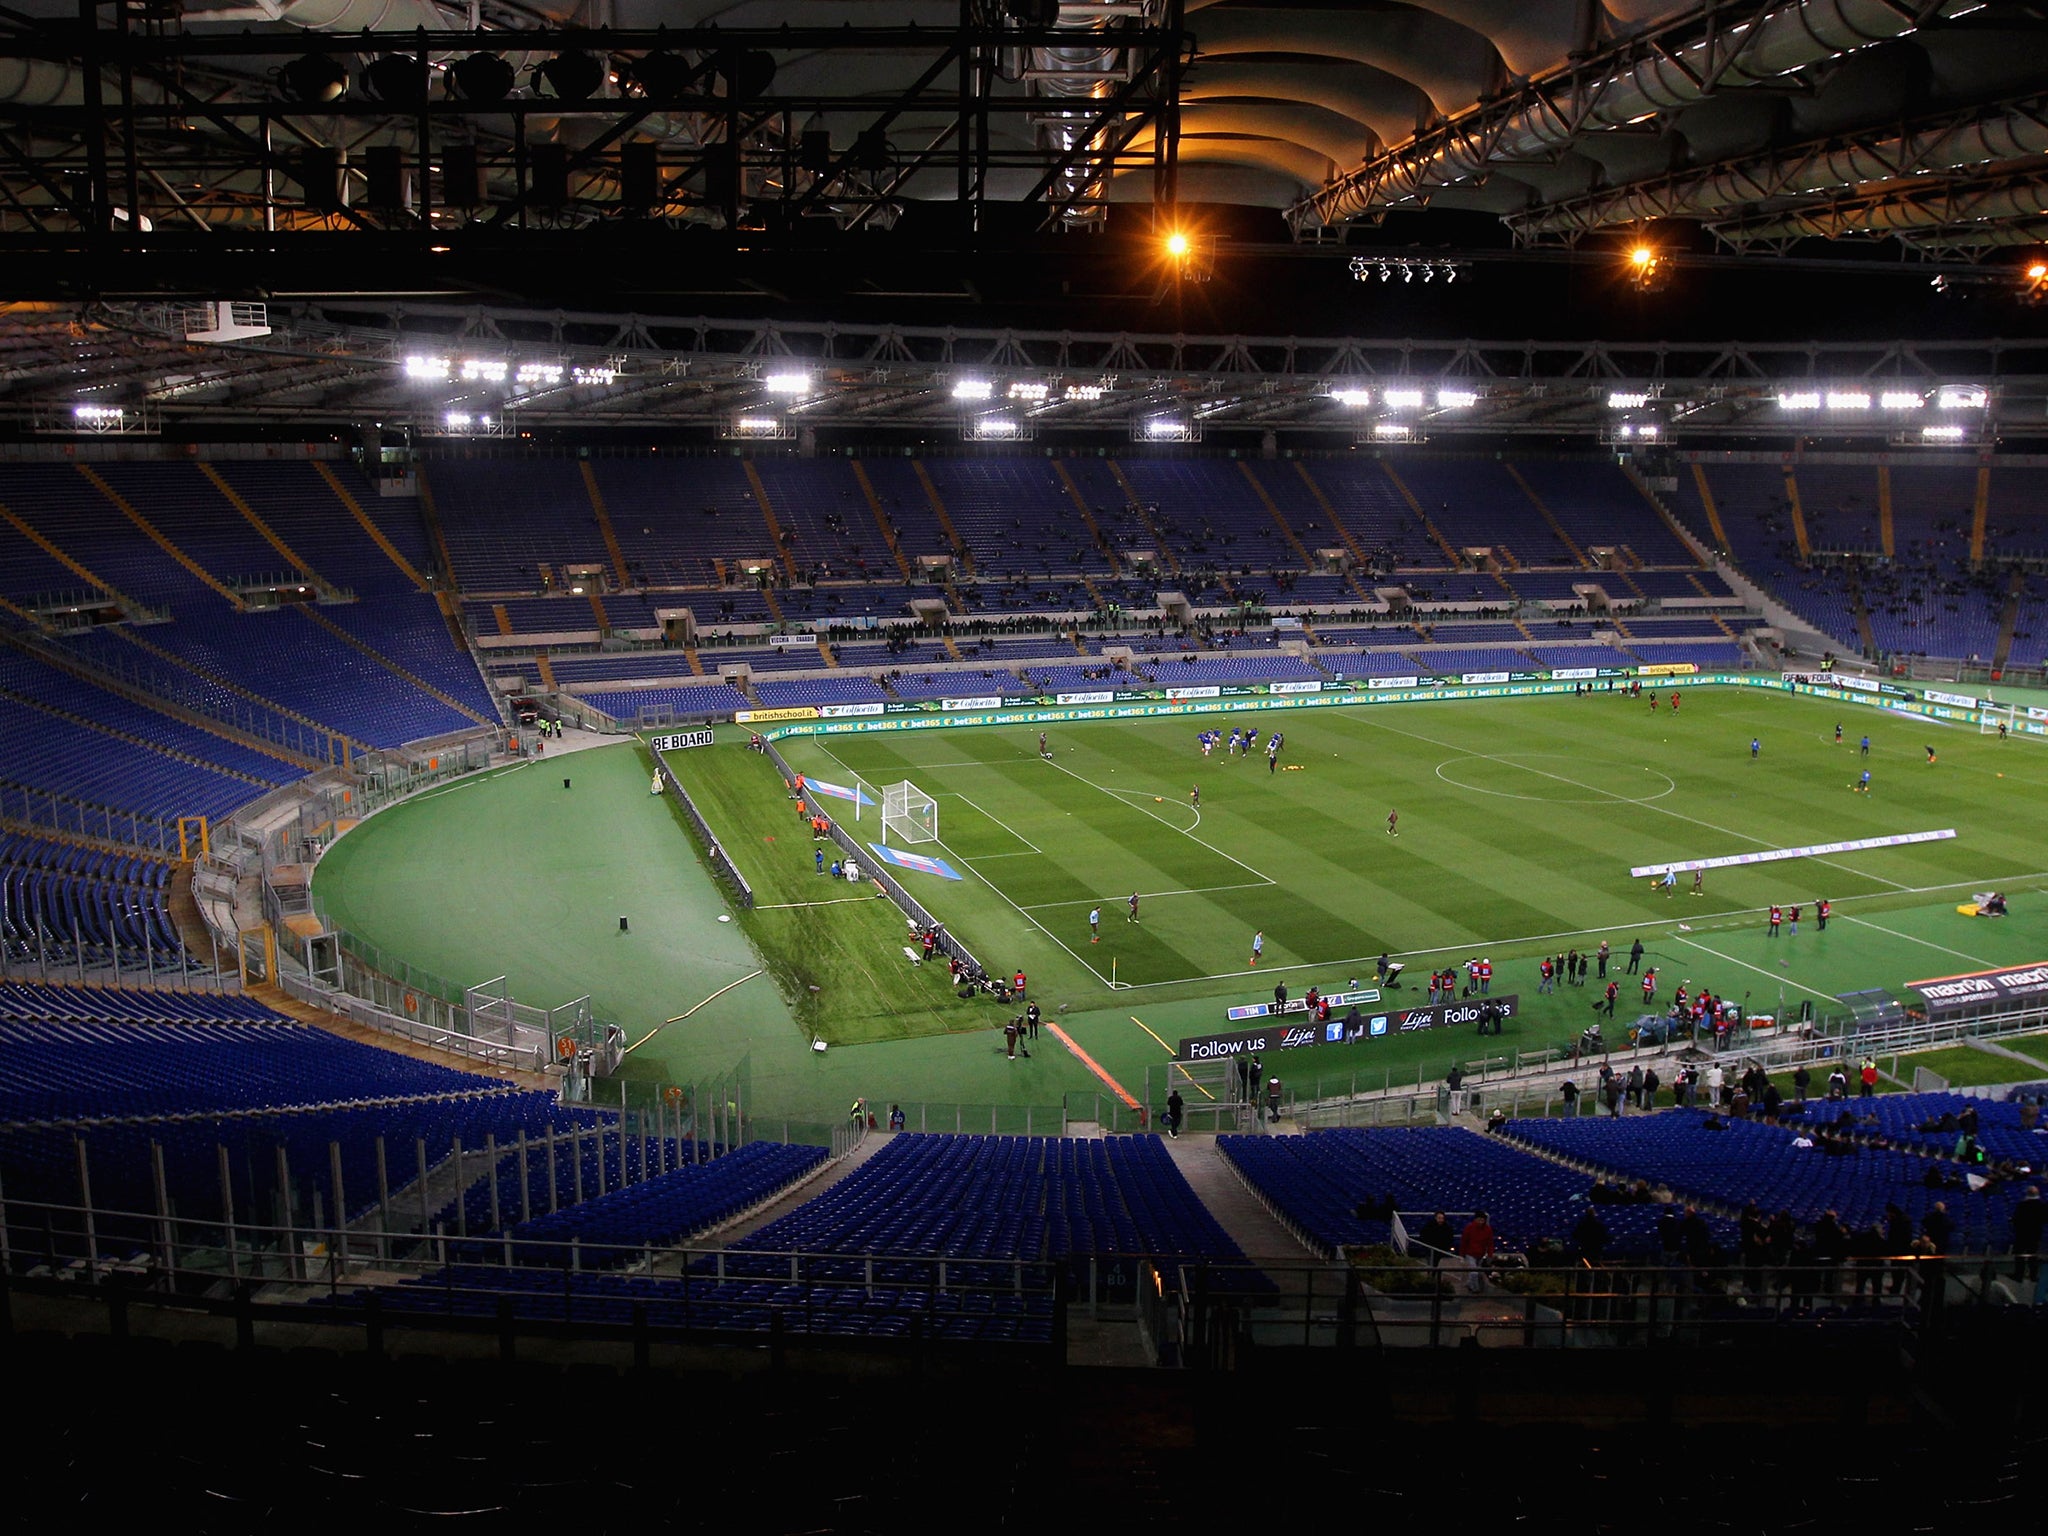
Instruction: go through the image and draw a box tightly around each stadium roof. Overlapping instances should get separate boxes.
[1,2,2044,284]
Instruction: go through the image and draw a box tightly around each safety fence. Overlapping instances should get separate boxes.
[0,776,192,857]
[649,743,754,909]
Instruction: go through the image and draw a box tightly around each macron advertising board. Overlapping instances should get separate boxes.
[1908,962,2048,1020]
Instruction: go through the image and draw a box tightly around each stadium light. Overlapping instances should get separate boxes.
[1381,388,1425,410]
[952,379,993,401]
[1372,423,1414,441]
[1825,390,1871,410]
[972,417,1022,438]
[1777,391,1823,410]
[763,371,812,395]
[460,358,508,383]
[1879,391,1922,410]
[730,415,787,436]
[1007,382,1048,402]
[1436,388,1478,409]
[1935,385,1987,409]
[1064,384,1105,402]
[572,365,617,386]
[73,403,124,421]
[403,355,450,381]
[1921,424,1967,442]
[1329,387,1372,407]
[1607,391,1650,409]
[1164,230,1190,259]
[516,363,564,386]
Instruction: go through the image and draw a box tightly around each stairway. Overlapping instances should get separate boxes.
[1378,461,1462,566]
[849,461,916,581]
[1236,461,1313,569]
[579,462,632,590]
[1993,570,2024,672]
[200,464,332,592]
[1053,460,1123,576]
[742,462,802,584]
[1107,461,1182,576]
[1504,462,1589,567]
[1158,1135,1319,1265]
[314,461,433,593]
[298,606,496,726]
[77,466,247,610]
[911,461,976,573]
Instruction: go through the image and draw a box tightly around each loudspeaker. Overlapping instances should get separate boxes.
[529,143,570,207]
[440,143,483,208]
[363,145,406,211]
[618,141,659,210]
[293,147,345,211]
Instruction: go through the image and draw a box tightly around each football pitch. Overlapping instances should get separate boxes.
[772,688,2048,1001]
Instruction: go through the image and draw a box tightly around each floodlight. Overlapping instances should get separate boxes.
[1922,425,1967,442]
[1165,231,1190,259]
[1935,385,1987,409]
[975,417,1022,438]
[1382,388,1424,409]
[1436,388,1478,409]
[572,365,616,386]
[1607,391,1649,409]
[1879,392,1922,410]
[1637,424,1659,439]
[1329,388,1372,407]
[1825,391,1870,410]
[517,363,564,386]
[444,411,472,428]
[1064,384,1105,402]
[2029,261,2048,283]
[952,379,993,401]
[763,371,811,395]
[278,53,348,104]
[73,403,124,421]
[1372,423,1413,440]
[446,52,515,103]
[403,355,450,381]
[1007,382,1048,402]
[732,415,784,435]
[1777,391,1822,410]
[534,51,604,102]
[359,55,428,107]
[460,358,508,383]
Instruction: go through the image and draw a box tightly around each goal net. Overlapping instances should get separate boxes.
[1980,703,2016,736]
[880,781,938,845]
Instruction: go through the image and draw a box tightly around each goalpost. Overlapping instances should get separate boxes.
[880,781,939,846]
[1979,703,2016,736]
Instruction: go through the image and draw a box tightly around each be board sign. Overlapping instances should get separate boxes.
[650,730,715,752]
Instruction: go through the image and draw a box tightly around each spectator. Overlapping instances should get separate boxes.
[2013,1185,2045,1284]
[1921,1200,1954,1256]
[1571,1207,1610,1264]
[1457,1210,1496,1291]
[1416,1211,1455,1263]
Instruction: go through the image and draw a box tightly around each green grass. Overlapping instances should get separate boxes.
[1997,1033,2048,1069]
[316,685,2048,1123]
[1893,1045,2048,1088]
[665,737,1019,1046]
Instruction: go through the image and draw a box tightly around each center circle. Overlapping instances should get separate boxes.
[1434,753,1678,805]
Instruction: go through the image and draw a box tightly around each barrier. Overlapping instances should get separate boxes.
[649,742,754,909]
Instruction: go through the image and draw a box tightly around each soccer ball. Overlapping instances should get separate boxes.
[1155,797,1163,803]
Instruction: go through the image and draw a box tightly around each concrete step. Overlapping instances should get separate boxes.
[1158,1133,1318,1265]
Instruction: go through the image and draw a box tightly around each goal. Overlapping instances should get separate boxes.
[1979,703,2016,736]
[880,781,939,846]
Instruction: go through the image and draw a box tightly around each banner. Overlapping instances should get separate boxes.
[734,706,820,724]
[649,729,715,752]
[766,633,817,649]
[863,843,964,881]
[2028,706,2048,723]
[1179,994,1520,1059]
[941,696,1005,712]
[1226,987,1380,1022]
[804,778,875,806]
[1636,662,1700,677]
[1925,689,1978,709]
[1362,676,1419,690]
[1166,685,1222,701]
[1909,962,2048,1019]
[1461,671,1510,685]
[818,702,885,719]
[1057,690,1116,705]
[1550,667,1598,681]
[1268,680,1323,695]
[1627,828,1954,879]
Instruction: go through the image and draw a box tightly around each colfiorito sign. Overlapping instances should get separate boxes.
[1179,994,1519,1060]
[1909,962,2048,1018]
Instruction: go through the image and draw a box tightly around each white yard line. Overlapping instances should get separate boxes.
[1038,753,1274,883]
[1670,937,1838,1003]
[1836,912,1995,968]
[1020,880,1274,912]
[943,791,1042,855]
[932,835,1112,985]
